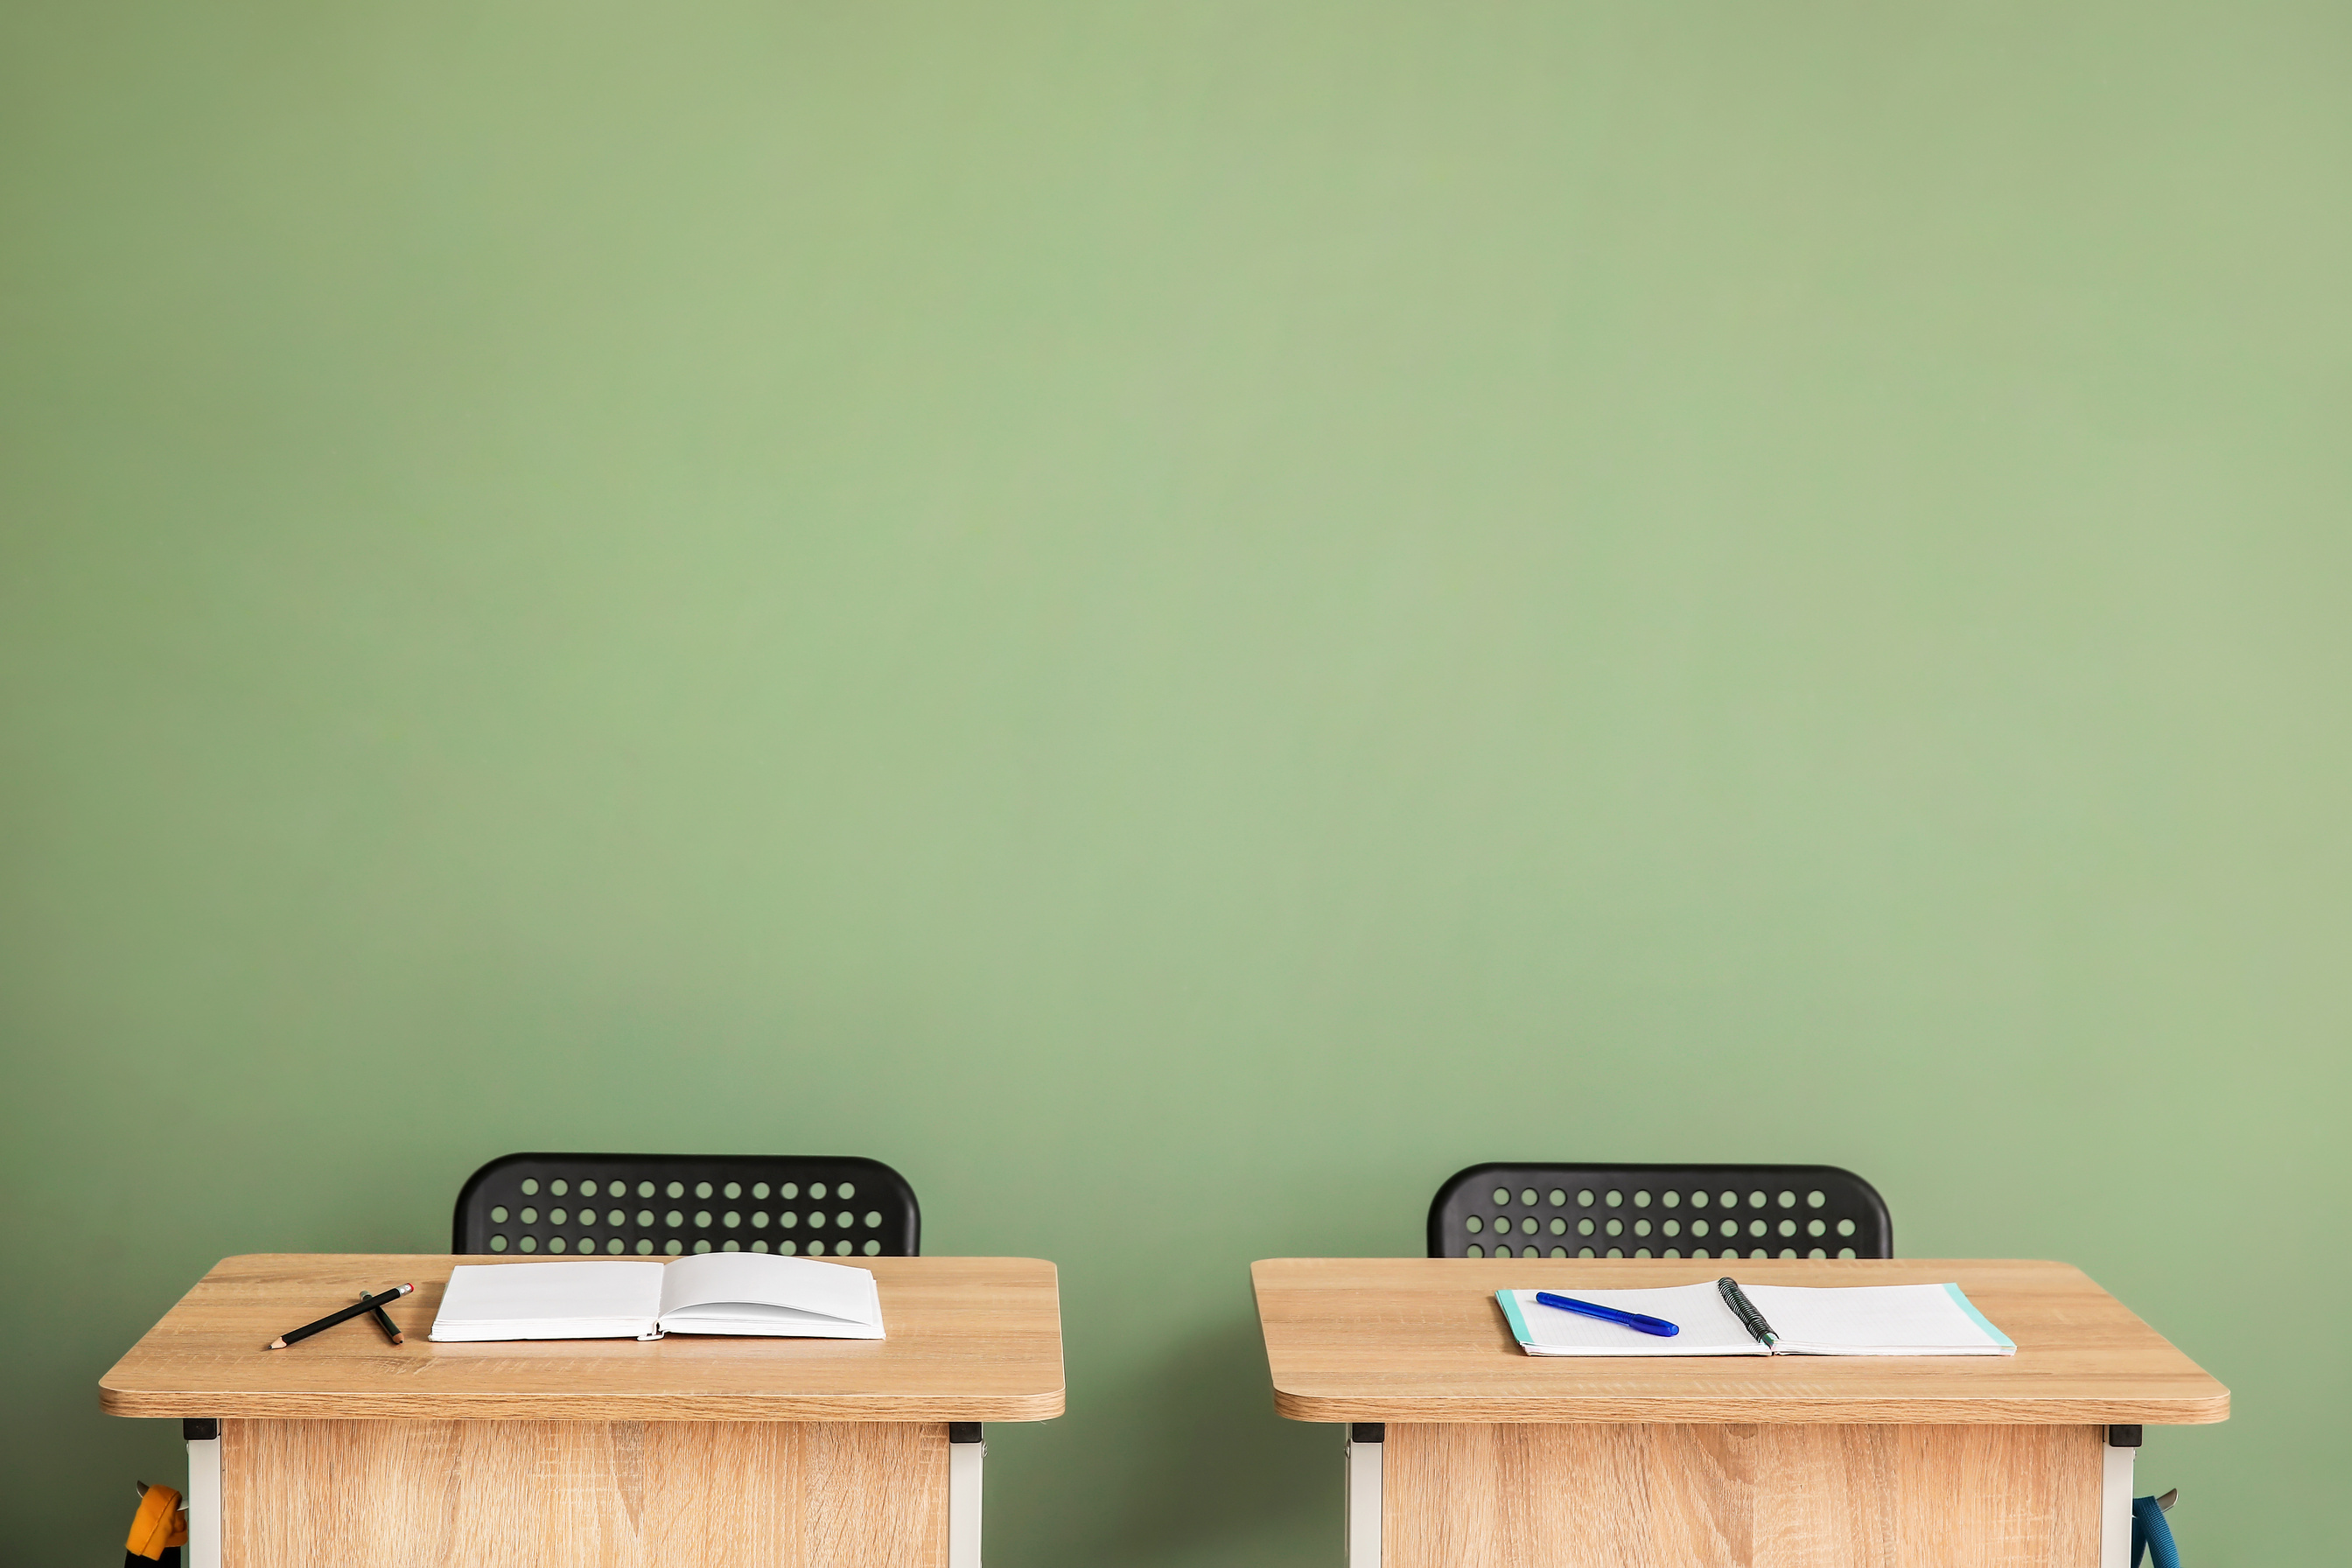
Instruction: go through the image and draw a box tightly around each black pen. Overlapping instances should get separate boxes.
[1717,1277,1779,1350]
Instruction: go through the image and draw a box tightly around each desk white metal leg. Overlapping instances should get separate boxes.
[185,1419,220,1568]
[948,1422,985,1568]
[1345,1424,1382,1568]
[2102,1424,2138,1568]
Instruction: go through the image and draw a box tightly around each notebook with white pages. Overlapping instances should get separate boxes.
[1496,1280,2013,1357]
[430,1252,885,1342]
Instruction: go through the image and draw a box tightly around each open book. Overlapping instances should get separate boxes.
[1497,1281,2012,1357]
[429,1253,884,1342]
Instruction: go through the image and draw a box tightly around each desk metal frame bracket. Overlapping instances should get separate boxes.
[183,1418,220,1568]
[948,1422,985,1568]
[2102,1424,2139,1568]
[1345,1423,1382,1568]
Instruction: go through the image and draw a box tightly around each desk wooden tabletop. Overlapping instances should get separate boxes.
[1252,1257,2226,1424]
[101,1254,1064,1422]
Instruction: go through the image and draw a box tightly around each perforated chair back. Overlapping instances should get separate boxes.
[454,1153,920,1259]
[1428,1164,1890,1261]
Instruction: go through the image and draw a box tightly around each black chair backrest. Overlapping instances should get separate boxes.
[453,1153,920,1258]
[1428,1164,1890,1261]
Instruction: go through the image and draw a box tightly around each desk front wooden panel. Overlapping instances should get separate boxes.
[1382,1420,2102,1568]
[215,1415,950,1568]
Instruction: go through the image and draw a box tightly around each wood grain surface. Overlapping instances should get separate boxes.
[101,1255,1063,1421]
[1382,1422,2103,1568]
[1254,1258,2226,1424]
[220,1417,948,1568]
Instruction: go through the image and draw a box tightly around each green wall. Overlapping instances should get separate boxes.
[4,4,2346,1562]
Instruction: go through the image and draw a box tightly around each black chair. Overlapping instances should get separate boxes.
[1427,1164,1890,1261]
[453,1153,920,1259]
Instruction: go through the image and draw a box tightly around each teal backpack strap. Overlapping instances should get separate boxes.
[2132,1494,2180,1568]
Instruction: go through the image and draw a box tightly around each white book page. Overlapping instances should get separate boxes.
[658,1298,884,1339]
[1743,1283,2013,1354]
[656,1251,880,1326]
[1501,1282,1766,1355]
[429,1261,664,1340]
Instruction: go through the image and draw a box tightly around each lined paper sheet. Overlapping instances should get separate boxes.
[1499,1283,1763,1355]
[1748,1282,2014,1355]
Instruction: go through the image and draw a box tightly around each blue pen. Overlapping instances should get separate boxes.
[1533,1292,1680,1337]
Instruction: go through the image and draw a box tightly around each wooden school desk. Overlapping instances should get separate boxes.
[1252,1257,2226,1568]
[100,1254,1065,1568]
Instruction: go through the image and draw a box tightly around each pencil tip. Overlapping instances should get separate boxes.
[266,1339,286,1350]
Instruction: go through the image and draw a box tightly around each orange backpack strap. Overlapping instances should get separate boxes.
[125,1482,188,1560]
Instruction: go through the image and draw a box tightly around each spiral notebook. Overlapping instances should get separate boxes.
[1496,1281,2013,1357]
